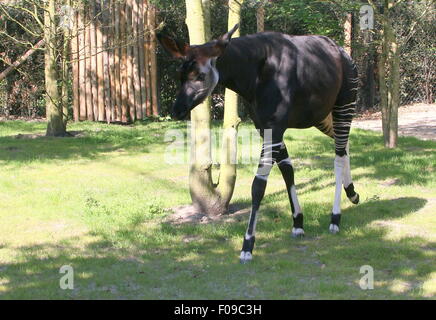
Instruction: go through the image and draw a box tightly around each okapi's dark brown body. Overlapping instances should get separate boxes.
[216,32,354,132]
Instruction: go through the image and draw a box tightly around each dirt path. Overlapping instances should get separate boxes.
[352,103,436,141]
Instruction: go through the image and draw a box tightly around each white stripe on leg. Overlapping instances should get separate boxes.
[342,143,352,188]
[333,155,346,214]
[290,185,302,218]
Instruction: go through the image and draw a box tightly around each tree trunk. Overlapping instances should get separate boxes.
[378,2,399,149]
[343,13,352,56]
[186,0,225,215]
[45,0,66,136]
[216,0,243,212]
[387,22,399,148]
[185,0,242,216]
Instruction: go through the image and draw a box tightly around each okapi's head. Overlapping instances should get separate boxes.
[158,24,239,120]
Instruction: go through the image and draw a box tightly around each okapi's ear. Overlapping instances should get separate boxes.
[157,34,189,59]
[219,23,239,42]
[208,23,239,57]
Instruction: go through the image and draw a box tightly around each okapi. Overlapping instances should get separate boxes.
[158,24,360,263]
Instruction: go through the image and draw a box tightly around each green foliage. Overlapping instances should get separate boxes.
[0,3,45,117]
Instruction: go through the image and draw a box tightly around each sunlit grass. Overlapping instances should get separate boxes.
[0,120,435,299]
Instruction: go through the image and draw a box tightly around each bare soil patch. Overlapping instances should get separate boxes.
[166,204,250,225]
[353,103,435,141]
[13,130,86,139]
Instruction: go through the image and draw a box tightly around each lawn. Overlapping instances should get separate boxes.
[0,119,435,299]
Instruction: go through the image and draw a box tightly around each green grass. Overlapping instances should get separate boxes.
[0,119,435,299]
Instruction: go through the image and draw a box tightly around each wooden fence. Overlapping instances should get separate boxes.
[71,0,159,123]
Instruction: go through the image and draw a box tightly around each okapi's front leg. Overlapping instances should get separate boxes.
[240,140,282,264]
[276,143,304,238]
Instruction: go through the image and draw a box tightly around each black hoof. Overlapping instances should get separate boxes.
[345,184,359,205]
[349,193,360,205]
[330,213,341,234]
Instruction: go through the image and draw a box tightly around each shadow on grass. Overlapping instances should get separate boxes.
[278,129,435,189]
[1,196,433,299]
[0,120,188,164]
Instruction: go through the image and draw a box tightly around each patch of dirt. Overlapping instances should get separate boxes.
[379,178,400,186]
[353,103,436,141]
[166,204,250,225]
[14,130,86,139]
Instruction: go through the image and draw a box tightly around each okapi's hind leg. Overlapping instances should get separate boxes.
[343,142,359,205]
[316,113,359,210]
[329,57,360,234]
[330,112,360,232]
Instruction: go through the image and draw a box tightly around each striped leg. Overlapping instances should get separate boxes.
[276,143,304,238]
[343,142,359,205]
[330,101,355,234]
[240,139,283,263]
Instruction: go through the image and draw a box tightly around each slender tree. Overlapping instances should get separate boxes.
[368,0,433,148]
[45,0,66,136]
[185,0,243,215]
[217,0,244,212]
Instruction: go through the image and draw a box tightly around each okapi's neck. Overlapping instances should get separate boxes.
[215,37,264,102]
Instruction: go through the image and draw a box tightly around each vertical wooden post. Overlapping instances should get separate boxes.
[138,0,147,119]
[114,0,122,121]
[126,0,136,122]
[96,1,105,122]
[108,0,115,122]
[85,5,94,120]
[90,3,99,120]
[78,7,87,120]
[120,2,129,123]
[72,9,80,122]
[144,1,152,117]
[149,4,159,116]
[103,0,112,123]
[133,0,142,120]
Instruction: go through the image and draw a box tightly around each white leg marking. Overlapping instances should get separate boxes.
[240,251,252,262]
[290,185,302,218]
[278,157,292,166]
[329,224,340,234]
[292,227,305,237]
[342,143,352,188]
[333,155,346,214]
